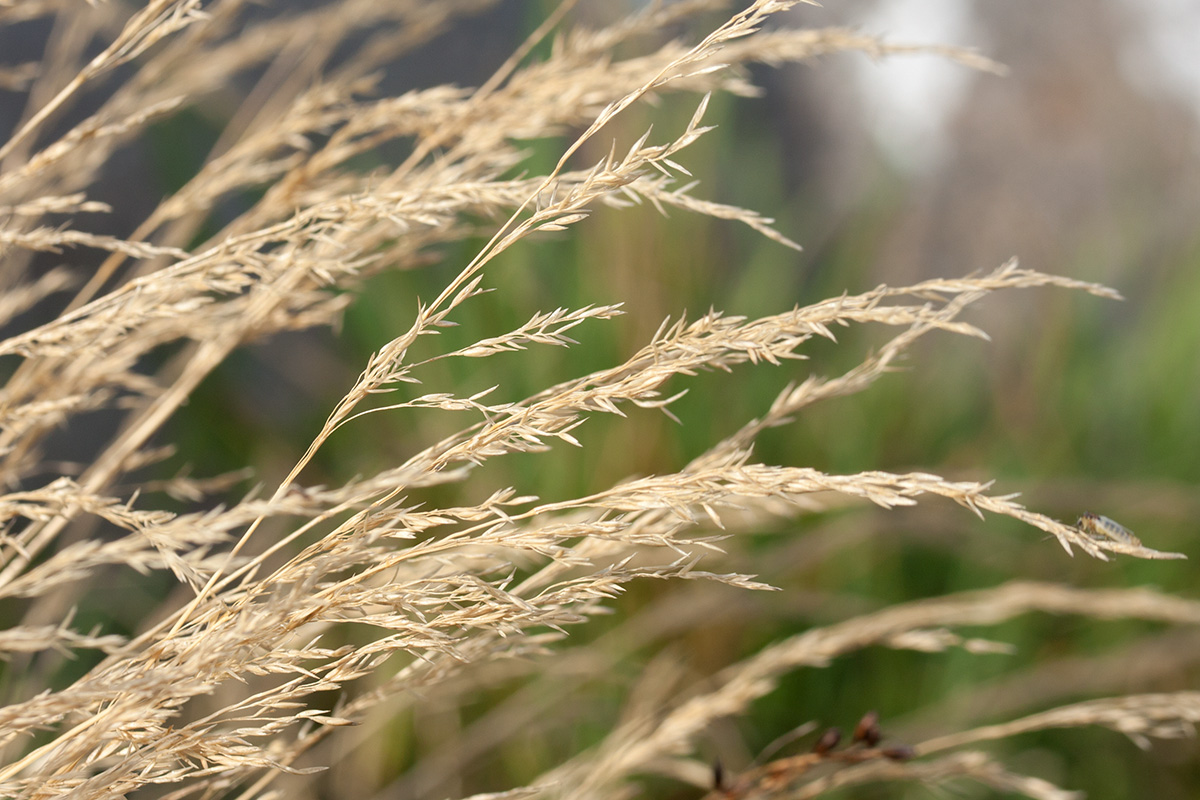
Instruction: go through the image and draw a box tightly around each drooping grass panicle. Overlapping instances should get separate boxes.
[0,2,1190,799]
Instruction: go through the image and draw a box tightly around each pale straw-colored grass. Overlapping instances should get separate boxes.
[0,1,1191,799]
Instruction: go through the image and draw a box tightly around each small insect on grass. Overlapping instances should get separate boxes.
[1076,512,1142,547]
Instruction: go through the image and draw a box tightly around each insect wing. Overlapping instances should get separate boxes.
[1077,512,1140,546]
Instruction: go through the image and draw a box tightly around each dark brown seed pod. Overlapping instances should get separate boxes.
[813,726,842,755]
[712,759,725,791]
[881,745,916,761]
[852,710,881,746]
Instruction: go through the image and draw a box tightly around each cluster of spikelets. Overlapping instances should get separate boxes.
[0,1,1196,799]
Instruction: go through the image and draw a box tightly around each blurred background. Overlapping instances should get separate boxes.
[3,1,1199,798]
